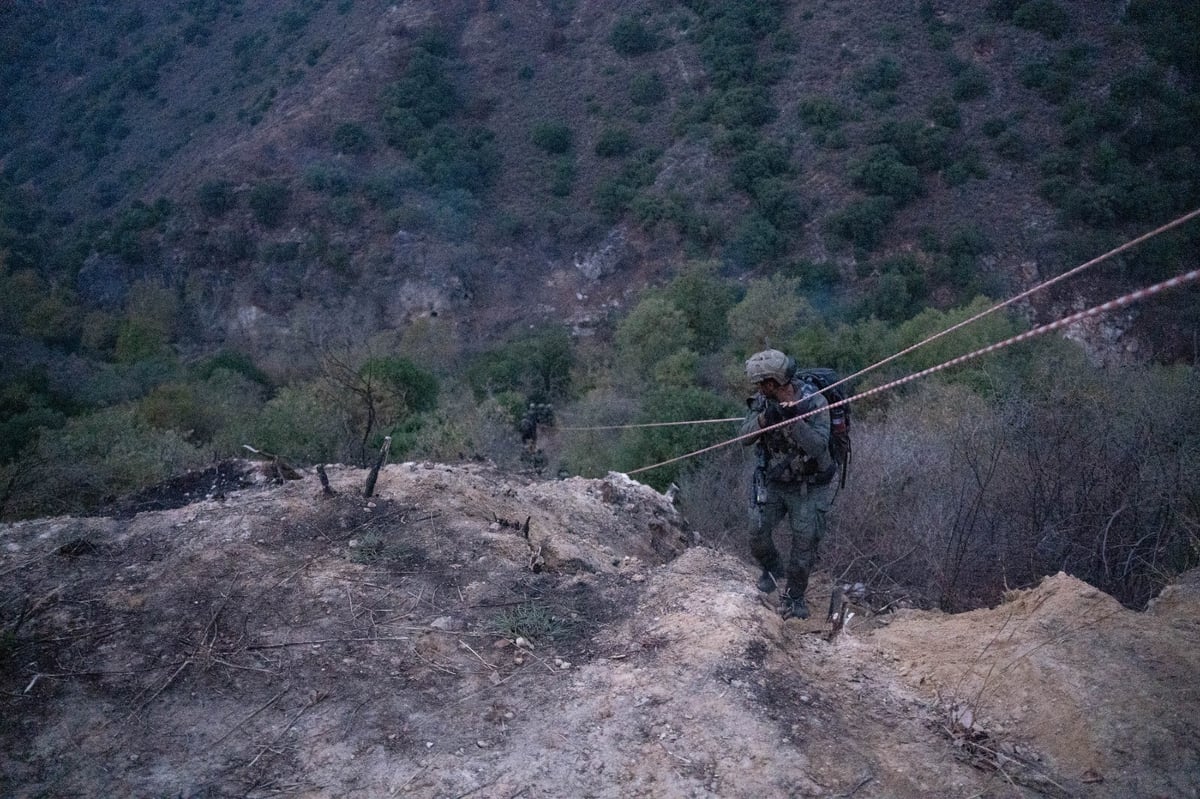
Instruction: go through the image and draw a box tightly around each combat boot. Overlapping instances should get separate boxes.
[756,569,780,593]
[780,593,810,620]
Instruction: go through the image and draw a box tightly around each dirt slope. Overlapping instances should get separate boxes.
[2,461,1197,798]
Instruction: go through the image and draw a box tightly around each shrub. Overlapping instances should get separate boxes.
[928,95,961,129]
[749,178,807,233]
[416,125,501,193]
[549,157,575,197]
[196,180,236,216]
[871,119,951,171]
[797,95,845,130]
[248,181,290,227]
[725,275,814,355]
[825,196,897,251]
[1012,0,1070,40]
[951,63,990,101]
[848,145,923,203]
[629,71,666,106]
[26,406,204,514]
[254,383,348,463]
[613,296,694,379]
[610,16,660,56]
[615,387,738,490]
[595,128,634,157]
[531,121,572,154]
[709,85,777,128]
[729,140,792,192]
[660,262,738,353]
[332,122,371,154]
[726,214,785,267]
[466,327,574,403]
[854,56,905,94]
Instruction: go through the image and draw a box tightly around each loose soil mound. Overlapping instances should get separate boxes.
[2,462,1197,797]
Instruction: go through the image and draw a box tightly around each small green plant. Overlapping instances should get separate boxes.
[348,530,415,566]
[491,602,566,642]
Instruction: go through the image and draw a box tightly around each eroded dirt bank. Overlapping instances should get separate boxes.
[2,462,1197,798]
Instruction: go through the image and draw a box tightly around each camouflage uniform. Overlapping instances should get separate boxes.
[740,376,838,615]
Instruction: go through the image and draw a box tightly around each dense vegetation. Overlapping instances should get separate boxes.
[1,1,1199,609]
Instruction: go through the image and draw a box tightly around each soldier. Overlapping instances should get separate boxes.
[518,404,538,453]
[740,349,839,620]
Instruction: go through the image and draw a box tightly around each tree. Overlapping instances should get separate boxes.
[725,275,815,356]
[613,295,694,380]
[321,353,439,464]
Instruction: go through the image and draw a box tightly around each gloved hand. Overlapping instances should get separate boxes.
[747,394,767,413]
[760,400,785,427]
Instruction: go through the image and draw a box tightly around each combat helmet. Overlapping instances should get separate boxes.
[745,349,793,384]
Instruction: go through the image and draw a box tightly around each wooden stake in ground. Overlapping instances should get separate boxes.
[316,464,336,496]
[363,436,391,498]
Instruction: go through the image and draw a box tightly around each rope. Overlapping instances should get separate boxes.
[557,416,742,431]
[626,267,1199,476]
[821,207,1200,398]
[560,208,1200,435]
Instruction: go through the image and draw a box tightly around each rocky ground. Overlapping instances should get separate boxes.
[2,460,1197,798]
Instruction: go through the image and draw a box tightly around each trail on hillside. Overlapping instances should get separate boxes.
[2,462,1197,798]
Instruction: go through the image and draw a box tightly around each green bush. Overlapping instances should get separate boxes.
[951,62,990,101]
[749,178,807,233]
[1012,0,1070,40]
[415,125,501,193]
[610,17,660,56]
[595,128,634,157]
[660,261,738,353]
[859,255,926,321]
[303,164,352,195]
[729,140,792,192]
[927,95,961,128]
[1129,0,1200,82]
[726,213,785,267]
[360,356,439,414]
[593,148,661,221]
[629,71,666,106]
[848,145,923,203]
[797,95,845,130]
[196,350,271,389]
[825,196,897,251]
[115,318,171,363]
[196,180,237,216]
[332,122,371,154]
[870,119,950,171]
[614,296,694,379]
[943,149,988,186]
[466,327,574,403]
[854,56,905,94]
[531,121,573,154]
[254,383,348,463]
[709,85,777,128]
[615,387,738,490]
[725,275,815,356]
[248,181,290,227]
[28,406,204,513]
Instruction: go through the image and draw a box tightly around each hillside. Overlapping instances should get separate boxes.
[2,0,1198,366]
[2,461,1197,797]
